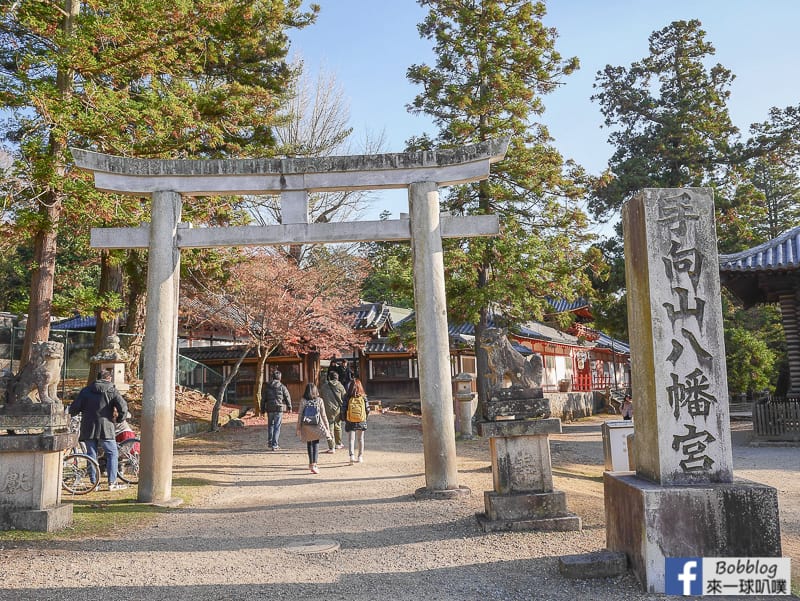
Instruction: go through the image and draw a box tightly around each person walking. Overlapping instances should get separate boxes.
[261,370,292,451]
[339,360,354,395]
[320,370,347,453]
[296,383,331,474]
[68,368,129,490]
[342,378,370,465]
[621,393,633,420]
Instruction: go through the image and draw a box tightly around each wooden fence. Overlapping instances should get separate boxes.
[752,398,800,441]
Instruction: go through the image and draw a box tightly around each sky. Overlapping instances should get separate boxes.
[288,1,800,223]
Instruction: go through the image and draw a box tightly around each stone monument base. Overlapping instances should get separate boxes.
[476,417,581,533]
[414,486,471,500]
[0,503,73,532]
[605,472,782,593]
[0,432,75,532]
[477,490,581,532]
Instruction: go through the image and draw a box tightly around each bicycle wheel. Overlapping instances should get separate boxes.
[117,438,140,484]
[62,452,100,495]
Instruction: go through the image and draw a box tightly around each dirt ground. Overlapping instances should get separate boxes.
[0,394,797,600]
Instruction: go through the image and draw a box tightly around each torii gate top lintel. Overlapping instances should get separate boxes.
[69,137,510,196]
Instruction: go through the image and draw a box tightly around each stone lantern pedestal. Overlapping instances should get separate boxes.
[476,416,581,532]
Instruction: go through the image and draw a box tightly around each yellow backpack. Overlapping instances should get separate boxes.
[346,395,366,422]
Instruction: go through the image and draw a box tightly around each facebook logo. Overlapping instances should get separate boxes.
[666,558,703,595]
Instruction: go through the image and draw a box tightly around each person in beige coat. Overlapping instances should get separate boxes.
[296,383,331,474]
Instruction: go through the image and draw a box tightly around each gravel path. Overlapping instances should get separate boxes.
[0,413,797,600]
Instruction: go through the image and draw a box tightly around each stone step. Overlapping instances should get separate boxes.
[484,490,567,521]
[558,550,628,579]
[476,512,581,533]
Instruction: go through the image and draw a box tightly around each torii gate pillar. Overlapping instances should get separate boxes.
[410,182,461,495]
[139,190,182,503]
[72,139,507,504]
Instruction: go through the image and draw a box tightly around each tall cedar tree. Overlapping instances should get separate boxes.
[407,0,599,406]
[589,19,738,219]
[182,251,369,422]
[588,20,738,339]
[0,0,318,367]
[719,111,800,252]
[589,19,800,393]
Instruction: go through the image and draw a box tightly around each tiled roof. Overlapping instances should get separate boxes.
[447,318,501,337]
[595,332,630,354]
[719,225,800,272]
[364,338,406,354]
[348,302,392,331]
[510,340,533,356]
[180,345,258,362]
[545,297,591,314]
[516,321,582,346]
[52,315,97,330]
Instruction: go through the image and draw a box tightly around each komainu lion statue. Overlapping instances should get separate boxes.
[2,341,64,405]
[479,327,543,391]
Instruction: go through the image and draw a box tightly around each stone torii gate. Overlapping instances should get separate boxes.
[71,139,508,504]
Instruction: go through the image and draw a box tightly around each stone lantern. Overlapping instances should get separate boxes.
[454,372,475,439]
[89,335,130,393]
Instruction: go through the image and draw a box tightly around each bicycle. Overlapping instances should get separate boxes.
[103,430,140,485]
[61,414,141,494]
[62,450,101,495]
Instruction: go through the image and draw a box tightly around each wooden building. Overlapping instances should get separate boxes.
[40,299,629,406]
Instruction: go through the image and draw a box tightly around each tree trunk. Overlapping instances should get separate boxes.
[19,200,61,370]
[308,351,320,385]
[474,161,492,416]
[474,303,490,419]
[87,250,124,384]
[93,250,123,352]
[254,348,270,417]
[122,250,147,379]
[211,346,252,431]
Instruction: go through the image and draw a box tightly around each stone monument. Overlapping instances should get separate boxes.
[605,188,782,592]
[476,328,581,532]
[0,341,74,531]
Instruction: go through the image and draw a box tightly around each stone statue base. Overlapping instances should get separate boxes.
[605,473,782,593]
[0,399,75,532]
[0,432,76,531]
[483,386,549,421]
[478,490,581,532]
[0,400,69,435]
[476,417,581,532]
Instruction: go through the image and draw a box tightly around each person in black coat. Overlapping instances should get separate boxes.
[69,368,129,490]
[339,360,354,395]
[261,370,292,451]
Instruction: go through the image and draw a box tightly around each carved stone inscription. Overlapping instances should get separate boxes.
[1,469,33,495]
[624,188,733,485]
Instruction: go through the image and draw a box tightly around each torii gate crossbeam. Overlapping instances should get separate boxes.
[72,138,508,504]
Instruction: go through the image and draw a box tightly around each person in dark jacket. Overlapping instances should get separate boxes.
[68,368,129,490]
[339,360,354,395]
[320,370,347,453]
[261,370,292,451]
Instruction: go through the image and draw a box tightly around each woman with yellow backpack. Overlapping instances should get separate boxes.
[342,378,370,465]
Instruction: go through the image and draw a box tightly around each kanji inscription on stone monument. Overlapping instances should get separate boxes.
[623,188,733,485]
